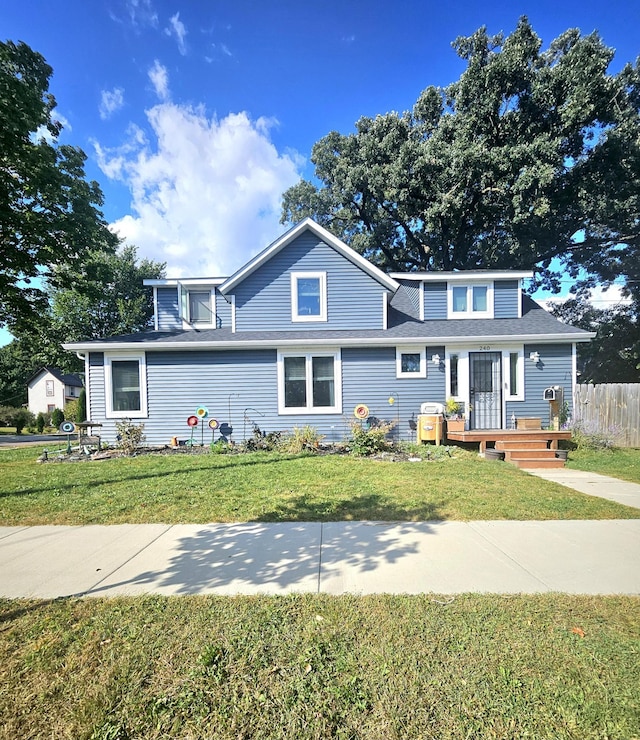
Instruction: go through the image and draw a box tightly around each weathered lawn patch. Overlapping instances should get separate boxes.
[0,594,638,739]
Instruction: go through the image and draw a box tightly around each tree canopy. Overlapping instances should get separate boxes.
[0,246,165,407]
[281,18,640,300]
[0,40,118,331]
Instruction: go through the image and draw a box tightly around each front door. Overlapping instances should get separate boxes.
[469,352,502,429]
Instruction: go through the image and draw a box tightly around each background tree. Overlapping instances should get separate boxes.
[0,246,165,408]
[281,18,640,301]
[550,298,640,383]
[0,40,118,332]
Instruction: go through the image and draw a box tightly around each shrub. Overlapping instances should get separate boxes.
[278,426,324,453]
[568,419,622,450]
[50,408,64,428]
[0,406,35,434]
[349,419,396,456]
[36,412,46,433]
[115,418,146,454]
[64,399,78,422]
[241,428,282,452]
[76,388,87,423]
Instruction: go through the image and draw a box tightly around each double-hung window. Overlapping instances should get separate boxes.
[448,283,493,318]
[291,272,327,322]
[278,350,341,414]
[105,353,147,418]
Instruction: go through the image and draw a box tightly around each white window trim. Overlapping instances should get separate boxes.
[180,285,217,329]
[503,346,525,401]
[291,271,327,323]
[104,352,148,419]
[396,346,427,378]
[447,282,494,319]
[277,349,342,414]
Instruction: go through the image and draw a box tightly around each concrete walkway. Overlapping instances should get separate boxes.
[1,519,639,598]
[526,468,640,509]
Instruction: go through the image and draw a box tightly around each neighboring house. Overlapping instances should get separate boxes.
[27,367,84,416]
[63,218,594,445]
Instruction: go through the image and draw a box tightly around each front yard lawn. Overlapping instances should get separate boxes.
[1,446,637,525]
[568,447,640,484]
[1,593,638,739]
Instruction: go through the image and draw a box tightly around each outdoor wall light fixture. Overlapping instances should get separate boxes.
[529,351,541,364]
[431,354,441,366]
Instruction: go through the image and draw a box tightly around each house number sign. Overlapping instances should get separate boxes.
[479,345,492,351]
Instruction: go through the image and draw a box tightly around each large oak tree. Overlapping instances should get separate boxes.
[281,18,640,300]
[0,40,118,331]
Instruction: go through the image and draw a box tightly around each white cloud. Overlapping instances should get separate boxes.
[110,0,158,29]
[99,87,125,120]
[148,60,169,101]
[34,110,71,143]
[165,12,187,55]
[536,284,633,312]
[95,104,304,277]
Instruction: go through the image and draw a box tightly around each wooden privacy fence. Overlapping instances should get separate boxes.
[573,384,640,448]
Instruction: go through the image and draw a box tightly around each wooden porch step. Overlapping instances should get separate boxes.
[503,448,556,460]
[495,439,549,451]
[510,456,566,469]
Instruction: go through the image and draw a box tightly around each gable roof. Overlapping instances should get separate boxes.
[219,218,399,295]
[27,367,84,388]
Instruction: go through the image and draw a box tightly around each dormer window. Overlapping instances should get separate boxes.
[180,286,217,328]
[448,282,493,318]
[291,271,327,322]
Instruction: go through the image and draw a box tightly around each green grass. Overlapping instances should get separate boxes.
[0,446,637,525]
[568,447,640,484]
[0,594,638,739]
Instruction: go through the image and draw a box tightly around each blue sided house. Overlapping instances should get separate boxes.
[64,218,593,446]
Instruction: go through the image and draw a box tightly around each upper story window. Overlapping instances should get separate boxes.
[45,380,54,397]
[182,287,216,328]
[448,283,493,319]
[291,272,327,322]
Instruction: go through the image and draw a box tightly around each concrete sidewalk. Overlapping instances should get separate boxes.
[526,468,640,509]
[1,519,639,598]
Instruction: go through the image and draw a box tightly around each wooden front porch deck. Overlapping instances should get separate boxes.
[445,429,571,454]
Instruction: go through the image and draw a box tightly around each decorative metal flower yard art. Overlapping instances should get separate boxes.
[186,414,199,447]
[195,406,209,445]
[208,417,220,444]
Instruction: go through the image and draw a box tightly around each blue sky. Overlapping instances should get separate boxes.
[1,0,638,345]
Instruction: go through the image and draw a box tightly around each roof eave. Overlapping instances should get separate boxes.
[63,331,594,353]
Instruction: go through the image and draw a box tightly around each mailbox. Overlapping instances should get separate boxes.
[543,387,556,401]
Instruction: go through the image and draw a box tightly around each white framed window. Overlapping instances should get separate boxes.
[180,286,217,328]
[396,347,427,378]
[45,379,54,397]
[291,272,327,322]
[503,347,524,401]
[277,349,342,414]
[448,283,493,319]
[105,353,148,418]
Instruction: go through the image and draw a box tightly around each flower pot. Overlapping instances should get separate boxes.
[555,449,568,461]
[446,419,465,434]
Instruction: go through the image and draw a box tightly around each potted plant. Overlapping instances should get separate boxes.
[445,398,466,433]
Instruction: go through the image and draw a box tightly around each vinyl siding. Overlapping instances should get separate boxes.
[424,282,447,320]
[157,287,182,331]
[494,280,520,319]
[506,343,573,424]
[232,232,385,332]
[398,280,421,317]
[87,346,449,446]
[342,346,446,440]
